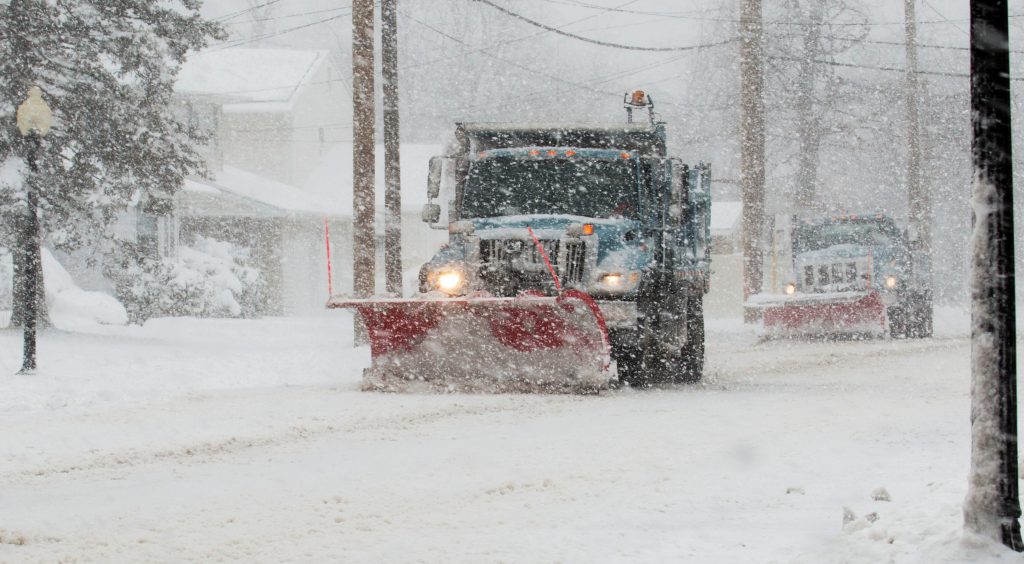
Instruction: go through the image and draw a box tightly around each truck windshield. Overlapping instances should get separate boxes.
[462,157,639,219]
[793,220,900,254]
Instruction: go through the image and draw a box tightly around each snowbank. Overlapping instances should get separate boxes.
[44,248,127,330]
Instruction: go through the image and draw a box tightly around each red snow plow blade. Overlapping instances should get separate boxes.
[327,289,613,393]
[757,291,886,337]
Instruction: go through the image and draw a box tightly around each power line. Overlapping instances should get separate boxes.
[214,10,352,50]
[221,6,351,27]
[398,0,664,71]
[469,0,735,52]
[212,0,285,23]
[769,55,1024,81]
[402,11,621,101]
[536,0,1024,28]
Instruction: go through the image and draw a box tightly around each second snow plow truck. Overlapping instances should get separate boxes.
[750,213,933,339]
[329,92,711,392]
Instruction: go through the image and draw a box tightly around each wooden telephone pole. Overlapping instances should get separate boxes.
[740,0,766,313]
[965,0,1023,551]
[352,0,375,298]
[905,0,929,255]
[382,0,402,296]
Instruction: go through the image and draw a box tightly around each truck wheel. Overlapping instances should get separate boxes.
[675,295,704,384]
[888,306,906,339]
[907,302,933,339]
[614,345,649,388]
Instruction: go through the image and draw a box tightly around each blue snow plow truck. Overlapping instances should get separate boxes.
[330,92,711,392]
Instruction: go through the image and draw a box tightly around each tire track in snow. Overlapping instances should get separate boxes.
[0,394,584,485]
[704,336,967,388]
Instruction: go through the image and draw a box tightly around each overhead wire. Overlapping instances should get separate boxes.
[211,0,285,23]
[468,0,735,52]
[398,0,663,71]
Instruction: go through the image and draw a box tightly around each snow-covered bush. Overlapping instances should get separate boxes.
[108,237,264,323]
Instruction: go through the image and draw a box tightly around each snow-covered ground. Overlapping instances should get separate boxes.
[0,306,1020,563]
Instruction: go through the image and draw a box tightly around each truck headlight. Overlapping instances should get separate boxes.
[429,269,465,295]
[884,275,898,289]
[784,282,797,295]
[597,271,640,292]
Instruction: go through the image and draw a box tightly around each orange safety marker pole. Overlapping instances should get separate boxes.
[324,217,334,297]
[527,226,561,292]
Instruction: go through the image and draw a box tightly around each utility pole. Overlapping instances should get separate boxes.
[905,0,929,255]
[794,0,824,211]
[740,0,766,317]
[382,0,402,296]
[964,0,1023,552]
[352,0,375,298]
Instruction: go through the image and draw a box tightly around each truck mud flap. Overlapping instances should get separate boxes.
[327,289,612,393]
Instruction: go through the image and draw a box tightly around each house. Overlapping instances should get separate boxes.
[171,48,446,315]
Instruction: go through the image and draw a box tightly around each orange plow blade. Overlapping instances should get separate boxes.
[328,289,613,393]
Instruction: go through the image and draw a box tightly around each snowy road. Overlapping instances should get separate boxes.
[0,313,1016,563]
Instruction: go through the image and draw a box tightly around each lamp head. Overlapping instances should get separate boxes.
[17,86,53,137]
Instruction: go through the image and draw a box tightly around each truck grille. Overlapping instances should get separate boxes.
[562,241,586,284]
[801,261,868,292]
[479,238,559,269]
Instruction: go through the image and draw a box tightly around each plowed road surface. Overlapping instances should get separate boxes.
[0,314,1006,563]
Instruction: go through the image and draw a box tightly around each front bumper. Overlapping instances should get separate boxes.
[595,300,639,330]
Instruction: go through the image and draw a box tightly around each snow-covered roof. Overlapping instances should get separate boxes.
[180,167,324,218]
[178,144,442,219]
[175,48,328,111]
[303,143,442,217]
[711,200,742,233]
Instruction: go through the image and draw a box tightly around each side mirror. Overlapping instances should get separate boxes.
[422,203,441,224]
[427,157,442,200]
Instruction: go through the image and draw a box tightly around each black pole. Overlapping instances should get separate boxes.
[965,0,1023,551]
[19,131,40,374]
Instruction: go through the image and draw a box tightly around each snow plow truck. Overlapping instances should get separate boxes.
[329,92,711,392]
[749,213,933,339]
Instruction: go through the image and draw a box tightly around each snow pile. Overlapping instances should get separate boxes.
[0,247,127,329]
[42,248,128,330]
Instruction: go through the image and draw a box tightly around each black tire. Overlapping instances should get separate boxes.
[612,342,648,388]
[888,306,906,339]
[906,301,933,339]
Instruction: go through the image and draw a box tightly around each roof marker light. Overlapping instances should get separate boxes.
[630,90,646,106]
[547,149,558,156]
[565,150,576,157]
[620,152,631,159]
[528,149,540,156]
[582,223,595,236]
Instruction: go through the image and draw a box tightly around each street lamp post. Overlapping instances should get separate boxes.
[15,86,52,374]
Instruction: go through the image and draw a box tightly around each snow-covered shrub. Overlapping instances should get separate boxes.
[108,237,264,323]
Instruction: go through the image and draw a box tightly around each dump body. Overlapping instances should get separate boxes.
[752,214,933,338]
